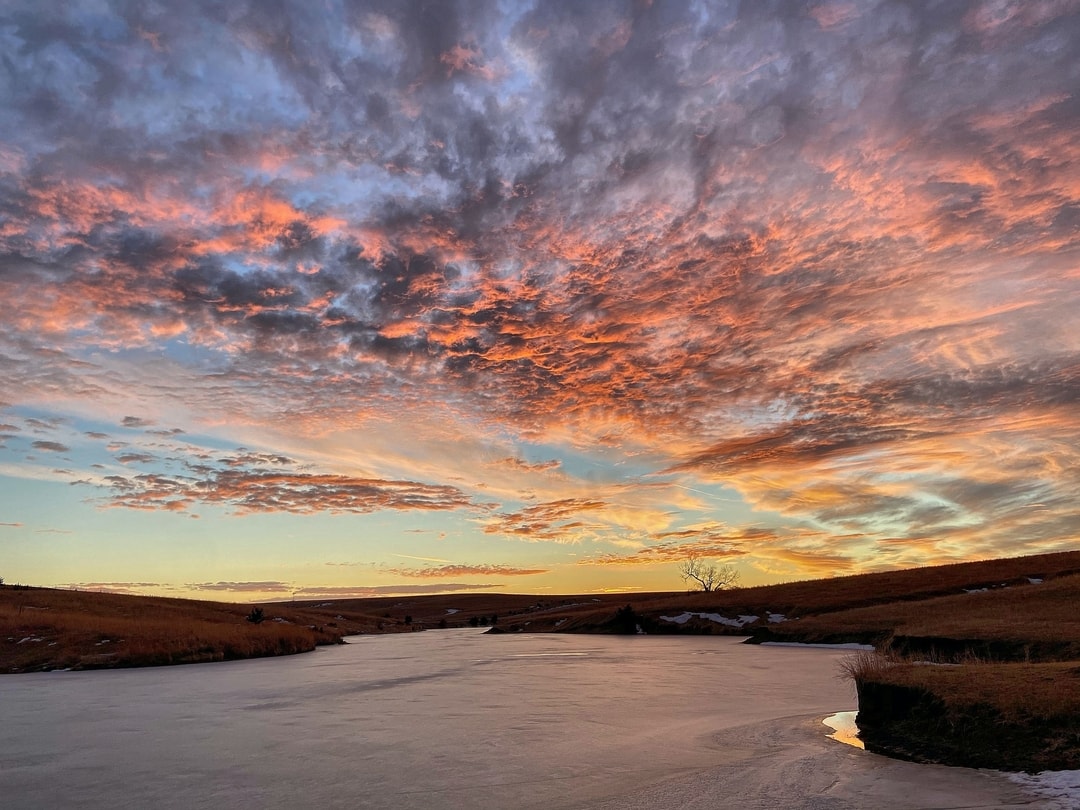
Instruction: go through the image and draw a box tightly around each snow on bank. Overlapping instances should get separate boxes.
[660,612,759,627]
[1008,769,1080,809]
[761,641,875,651]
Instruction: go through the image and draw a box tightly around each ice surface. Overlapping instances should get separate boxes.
[1008,769,1080,809]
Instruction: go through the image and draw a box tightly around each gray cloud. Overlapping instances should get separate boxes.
[31,440,69,453]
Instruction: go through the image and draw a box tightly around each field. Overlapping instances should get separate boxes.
[0,586,641,672]
[0,588,367,672]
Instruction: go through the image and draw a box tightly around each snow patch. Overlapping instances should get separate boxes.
[445,609,460,615]
[760,641,875,651]
[1008,769,1080,809]
[1028,577,1044,584]
[660,612,759,628]
[964,587,989,594]
[767,613,787,623]
[911,660,961,667]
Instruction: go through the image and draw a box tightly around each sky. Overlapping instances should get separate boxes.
[1,0,1078,602]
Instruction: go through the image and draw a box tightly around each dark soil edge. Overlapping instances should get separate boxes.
[854,679,1080,772]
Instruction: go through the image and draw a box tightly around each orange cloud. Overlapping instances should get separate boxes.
[385,564,549,578]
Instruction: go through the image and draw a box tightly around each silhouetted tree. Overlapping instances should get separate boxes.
[679,554,740,592]
[490,614,498,626]
[246,607,265,624]
[404,615,413,625]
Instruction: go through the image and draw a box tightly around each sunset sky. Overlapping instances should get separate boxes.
[1,1,1078,601]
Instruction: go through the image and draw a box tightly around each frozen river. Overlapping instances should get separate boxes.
[0,631,1048,809]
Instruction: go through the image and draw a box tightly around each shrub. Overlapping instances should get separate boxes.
[614,604,639,634]
[838,650,892,683]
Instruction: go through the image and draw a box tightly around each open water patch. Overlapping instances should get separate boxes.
[823,710,864,750]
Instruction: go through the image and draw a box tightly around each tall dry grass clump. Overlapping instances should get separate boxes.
[838,649,894,683]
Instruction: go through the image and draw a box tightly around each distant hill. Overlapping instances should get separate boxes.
[6,549,1079,674]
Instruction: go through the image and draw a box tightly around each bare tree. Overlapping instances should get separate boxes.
[679,555,739,592]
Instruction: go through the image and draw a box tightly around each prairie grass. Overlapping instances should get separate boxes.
[761,572,1080,653]
[0,587,352,672]
[855,660,1080,722]
[837,649,895,683]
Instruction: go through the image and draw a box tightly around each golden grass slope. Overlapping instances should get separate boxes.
[753,572,1080,658]
[0,587,366,672]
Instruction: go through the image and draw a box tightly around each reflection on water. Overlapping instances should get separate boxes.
[823,710,865,749]
[1,631,857,810]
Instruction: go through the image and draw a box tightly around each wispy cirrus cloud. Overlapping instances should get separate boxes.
[291,583,505,598]
[188,581,293,594]
[61,582,169,595]
[386,564,549,579]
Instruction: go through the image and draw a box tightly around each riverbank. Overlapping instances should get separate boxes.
[0,587,359,672]
[850,660,1080,772]
[0,585,646,672]
[744,567,1080,772]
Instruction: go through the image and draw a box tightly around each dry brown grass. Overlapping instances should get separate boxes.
[761,572,1080,654]
[862,660,1080,721]
[673,550,1080,618]
[837,649,895,682]
[0,587,356,672]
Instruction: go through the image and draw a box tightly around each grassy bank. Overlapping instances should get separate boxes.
[722,554,1080,771]
[748,571,1080,660]
[0,587,363,672]
[845,656,1080,771]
